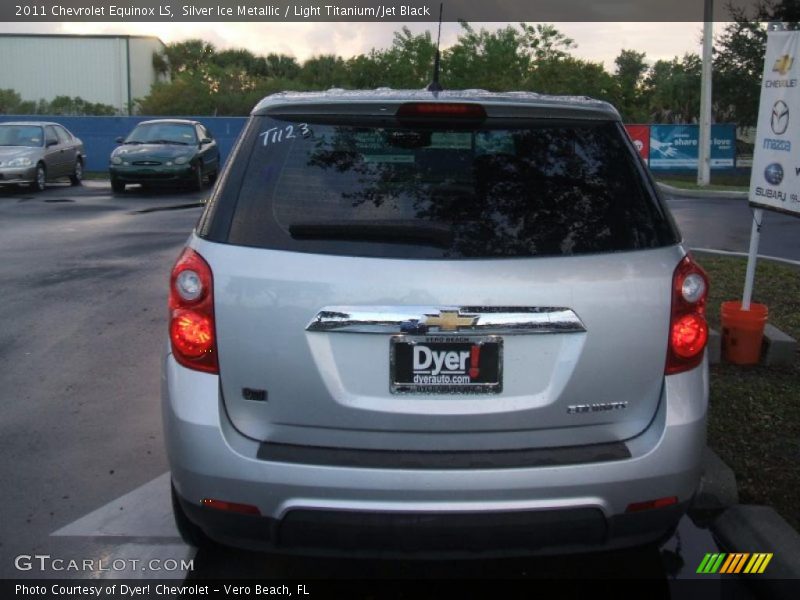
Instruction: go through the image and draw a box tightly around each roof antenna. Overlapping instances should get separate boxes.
[427,3,444,92]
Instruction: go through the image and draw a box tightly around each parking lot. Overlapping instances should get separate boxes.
[0,181,770,593]
[0,182,199,579]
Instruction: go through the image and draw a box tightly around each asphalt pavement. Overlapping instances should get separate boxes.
[662,190,800,263]
[0,181,198,581]
[0,181,787,594]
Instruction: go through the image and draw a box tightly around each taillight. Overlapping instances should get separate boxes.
[396,102,487,119]
[666,255,709,375]
[169,247,218,374]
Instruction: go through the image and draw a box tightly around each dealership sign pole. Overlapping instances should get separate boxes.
[697,0,713,186]
[744,24,800,309]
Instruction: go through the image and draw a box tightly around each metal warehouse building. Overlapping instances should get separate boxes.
[0,34,167,115]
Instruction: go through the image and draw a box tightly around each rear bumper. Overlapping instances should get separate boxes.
[163,353,707,555]
[176,491,688,557]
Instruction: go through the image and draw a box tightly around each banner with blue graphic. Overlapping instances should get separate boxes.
[749,29,800,216]
[649,124,735,170]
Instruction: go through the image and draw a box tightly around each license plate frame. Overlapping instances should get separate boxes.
[390,335,503,395]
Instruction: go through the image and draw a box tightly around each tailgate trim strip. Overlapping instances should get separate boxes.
[257,440,630,469]
[306,306,586,335]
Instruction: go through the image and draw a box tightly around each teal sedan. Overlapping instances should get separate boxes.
[109,119,220,193]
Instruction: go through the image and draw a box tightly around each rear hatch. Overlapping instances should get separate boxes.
[197,98,681,451]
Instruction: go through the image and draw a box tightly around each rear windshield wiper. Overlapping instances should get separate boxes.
[123,140,143,145]
[288,220,454,248]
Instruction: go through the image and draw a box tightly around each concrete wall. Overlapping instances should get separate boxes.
[0,35,166,115]
[0,115,247,172]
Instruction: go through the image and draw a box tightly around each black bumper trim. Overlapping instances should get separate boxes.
[178,493,688,556]
[255,440,631,469]
[278,507,607,552]
[181,498,608,553]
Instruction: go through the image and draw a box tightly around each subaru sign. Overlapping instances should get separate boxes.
[750,29,800,216]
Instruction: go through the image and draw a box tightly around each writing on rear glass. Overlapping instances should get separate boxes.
[259,124,311,146]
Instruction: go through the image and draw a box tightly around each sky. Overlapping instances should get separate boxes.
[0,21,708,72]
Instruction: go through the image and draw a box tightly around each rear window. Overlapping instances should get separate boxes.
[208,115,677,259]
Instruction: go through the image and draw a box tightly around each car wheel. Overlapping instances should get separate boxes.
[32,163,46,192]
[111,177,126,194]
[69,159,83,186]
[191,164,204,191]
[171,483,213,549]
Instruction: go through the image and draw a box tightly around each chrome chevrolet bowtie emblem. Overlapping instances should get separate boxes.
[771,100,789,135]
[423,310,478,331]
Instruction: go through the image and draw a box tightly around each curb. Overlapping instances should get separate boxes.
[693,448,738,512]
[657,182,749,199]
[696,448,800,583]
[713,506,800,593]
[691,247,800,269]
[81,179,111,188]
[706,324,799,366]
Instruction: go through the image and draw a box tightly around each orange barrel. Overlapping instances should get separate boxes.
[721,301,768,365]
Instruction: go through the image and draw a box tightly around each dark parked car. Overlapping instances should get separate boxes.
[0,121,85,191]
[109,119,220,193]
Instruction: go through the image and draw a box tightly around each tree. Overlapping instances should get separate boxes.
[439,22,619,101]
[714,0,800,126]
[145,39,307,115]
[154,39,216,77]
[264,53,301,79]
[367,27,438,88]
[646,54,703,123]
[214,48,259,72]
[139,21,788,121]
[47,96,117,115]
[0,88,24,114]
[0,89,116,115]
[345,52,385,88]
[299,55,349,88]
[531,57,617,101]
[518,23,576,62]
[614,50,649,121]
[136,77,216,115]
[443,22,531,90]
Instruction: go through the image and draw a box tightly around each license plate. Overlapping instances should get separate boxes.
[390,336,503,394]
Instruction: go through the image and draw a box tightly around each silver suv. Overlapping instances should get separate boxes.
[163,90,709,555]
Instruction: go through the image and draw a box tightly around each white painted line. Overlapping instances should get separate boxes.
[49,473,195,580]
[93,543,195,580]
[52,472,181,538]
[691,247,800,267]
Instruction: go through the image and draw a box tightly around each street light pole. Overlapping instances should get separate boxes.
[698,0,714,186]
